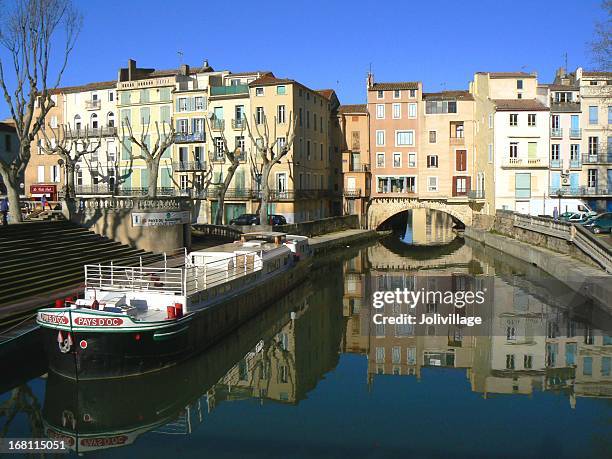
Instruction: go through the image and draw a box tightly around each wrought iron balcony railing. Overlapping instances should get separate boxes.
[549,186,612,197]
[85,99,101,110]
[550,159,563,169]
[175,132,205,143]
[468,189,485,200]
[343,188,362,197]
[582,153,612,164]
[173,161,207,171]
[65,126,117,138]
[550,128,563,138]
[569,128,581,139]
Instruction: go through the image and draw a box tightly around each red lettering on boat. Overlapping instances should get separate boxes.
[74,317,124,327]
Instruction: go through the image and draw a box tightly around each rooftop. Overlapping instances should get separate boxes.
[53,80,116,94]
[493,99,549,111]
[0,121,16,133]
[582,71,612,78]
[478,72,537,79]
[548,84,579,91]
[339,104,367,114]
[422,90,474,101]
[369,81,419,91]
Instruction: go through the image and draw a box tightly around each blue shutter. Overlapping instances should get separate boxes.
[550,172,560,191]
[160,167,171,187]
[141,168,149,190]
[570,173,579,190]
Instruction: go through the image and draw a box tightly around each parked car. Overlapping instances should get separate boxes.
[583,212,612,234]
[560,211,590,223]
[229,213,259,226]
[269,214,287,226]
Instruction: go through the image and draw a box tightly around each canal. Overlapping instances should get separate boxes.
[1,226,611,458]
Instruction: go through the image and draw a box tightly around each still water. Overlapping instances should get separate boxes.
[1,234,611,458]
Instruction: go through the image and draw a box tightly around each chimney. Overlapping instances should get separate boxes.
[128,59,137,80]
[366,72,374,90]
[180,64,190,76]
[203,59,209,69]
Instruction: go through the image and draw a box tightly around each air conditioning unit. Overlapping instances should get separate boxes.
[561,176,570,186]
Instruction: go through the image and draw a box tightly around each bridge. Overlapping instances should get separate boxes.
[367,196,482,230]
[191,224,243,242]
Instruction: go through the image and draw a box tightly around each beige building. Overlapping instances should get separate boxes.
[339,104,370,224]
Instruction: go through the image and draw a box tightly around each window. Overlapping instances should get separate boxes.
[590,80,598,86]
[159,87,171,102]
[393,152,401,168]
[392,103,401,119]
[50,116,58,128]
[506,354,515,370]
[51,165,60,182]
[427,176,438,192]
[408,153,416,167]
[570,144,580,161]
[517,79,523,89]
[527,142,537,159]
[91,113,98,129]
[429,131,436,143]
[409,89,416,98]
[108,91,114,102]
[376,130,385,146]
[376,152,385,167]
[551,144,560,161]
[160,106,170,125]
[608,106,612,124]
[488,114,493,128]
[509,113,518,126]
[377,90,383,99]
[583,357,593,376]
[588,169,597,188]
[515,173,531,198]
[488,144,493,163]
[255,87,264,96]
[177,119,188,134]
[256,107,264,124]
[277,105,286,124]
[393,89,400,99]
[195,97,204,110]
[455,177,468,194]
[37,165,45,183]
[276,85,286,95]
[589,106,598,124]
[527,113,536,126]
[588,136,599,155]
[509,142,518,158]
[376,104,385,119]
[425,100,456,114]
[120,91,131,105]
[139,107,150,125]
[395,130,414,146]
[456,150,467,171]
[524,355,533,369]
[408,103,417,118]
[120,109,130,126]
[427,155,438,168]
[140,89,149,103]
[178,98,188,112]
[306,110,310,129]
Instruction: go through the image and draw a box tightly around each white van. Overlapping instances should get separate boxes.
[519,198,595,217]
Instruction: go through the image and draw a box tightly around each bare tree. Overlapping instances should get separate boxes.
[164,161,213,197]
[205,116,243,224]
[245,112,296,225]
[117,117,176,198]
[39,124,101,199]
[84,149,134,196]
[0,0,81,222]
[590,1,612,71]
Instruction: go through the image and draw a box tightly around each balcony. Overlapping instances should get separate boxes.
[348,164,370,172]
[550,128,563,138]
[65,126,117,138]
[175,132,205,143]
[582,153,612,164]
[344,188,362,198]
[502,157,547,168]
[550,159,563,169]
[569,128,581,139]
[449,136,465,145]
[85,99,101,110]
[211,119,225,131]
[209,84,249,97]
[232,118,246,130]
[569,159,581,169]
[173,161,207,172]
[468,189,485,200]
[549,186,612,197]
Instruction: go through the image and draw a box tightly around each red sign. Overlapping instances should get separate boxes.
[40,313,69,325]
[80,435,128,447]
[30,184,57,194]
[46,428,76,446]
[75,317,124,327]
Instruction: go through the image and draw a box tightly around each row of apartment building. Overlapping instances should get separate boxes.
[23,59,343,224]
[341,67,612,222]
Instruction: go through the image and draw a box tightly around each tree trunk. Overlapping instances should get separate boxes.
[4,171,22,224]
[147,158,160,198]
[65,159,76,199]
[259,162,274,225]
[214,161,239,225]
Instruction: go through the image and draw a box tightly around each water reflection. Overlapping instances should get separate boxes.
[1,236,611,457]
[396,209,457,246]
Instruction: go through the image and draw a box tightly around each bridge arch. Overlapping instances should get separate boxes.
[367,198,473,230]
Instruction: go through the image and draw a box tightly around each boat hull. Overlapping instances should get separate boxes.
[42,261,310,380]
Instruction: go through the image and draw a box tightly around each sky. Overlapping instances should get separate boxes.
[0,0,608,119]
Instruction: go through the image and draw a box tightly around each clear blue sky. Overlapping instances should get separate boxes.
[0,0,607,119]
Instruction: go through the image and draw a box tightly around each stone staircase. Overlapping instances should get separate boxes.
[0,221,165,320]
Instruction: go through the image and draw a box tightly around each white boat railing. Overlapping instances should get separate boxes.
[185,251,264,294]
[84,250,265,297]
[85,263,185,295]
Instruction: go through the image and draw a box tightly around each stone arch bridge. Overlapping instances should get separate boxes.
[367,197,478,230]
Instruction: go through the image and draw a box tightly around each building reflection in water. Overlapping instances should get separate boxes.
[341,236,612,406]
[399,209,457,246]
[36,236,611,454]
